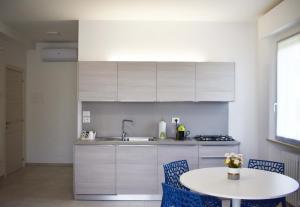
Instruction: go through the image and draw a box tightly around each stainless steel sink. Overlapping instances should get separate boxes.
[100,137,155,142]
[123,137,155,142]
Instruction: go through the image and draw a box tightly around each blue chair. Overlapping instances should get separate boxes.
[162,160,221,207]
[241,159,286,207]
[248,159,285,174]
[161,183,204,207]
[163,160,190,190]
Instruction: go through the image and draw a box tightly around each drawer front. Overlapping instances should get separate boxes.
[199,145,239,169]
[198,157,226,168]
[157,145,198,193]
[199,145,239,157]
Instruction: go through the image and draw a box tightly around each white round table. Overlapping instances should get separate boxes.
[180,167,299,207]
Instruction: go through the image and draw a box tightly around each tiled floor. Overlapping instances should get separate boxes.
[0,166,161,207]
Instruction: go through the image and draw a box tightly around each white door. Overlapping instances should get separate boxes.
[5,67,24,174]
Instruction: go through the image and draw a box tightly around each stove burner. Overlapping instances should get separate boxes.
[194,135,235,141]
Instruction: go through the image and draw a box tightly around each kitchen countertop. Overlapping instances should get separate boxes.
[74,137,240,146]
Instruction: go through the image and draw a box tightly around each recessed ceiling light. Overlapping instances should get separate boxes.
[46,31,61,36]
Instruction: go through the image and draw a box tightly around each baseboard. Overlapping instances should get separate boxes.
[75,194,162,201]
[26,163,73,167]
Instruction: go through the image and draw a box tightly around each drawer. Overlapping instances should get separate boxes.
[199,157,225,168]
[199,145,239,169]
[199,145,239,157]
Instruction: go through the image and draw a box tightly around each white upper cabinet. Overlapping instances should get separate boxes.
[78,62,117,101]
[117,62,156,102]
[77,61,235,102]
[196,62,235,102]
[157,62,196,102]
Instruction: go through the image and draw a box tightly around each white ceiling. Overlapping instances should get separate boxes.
[0,0,282,43]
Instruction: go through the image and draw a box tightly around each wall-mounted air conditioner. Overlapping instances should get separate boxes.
[41,48,78,62]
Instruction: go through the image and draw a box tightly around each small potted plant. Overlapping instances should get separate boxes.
[224,153,243,180]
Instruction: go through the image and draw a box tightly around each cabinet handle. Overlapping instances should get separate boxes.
[119,145,155,147]
[161,144,198,146]
[200,144,236,146]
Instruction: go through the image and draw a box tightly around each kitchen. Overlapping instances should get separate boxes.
[75,61,240,199]
[0,1,300,207]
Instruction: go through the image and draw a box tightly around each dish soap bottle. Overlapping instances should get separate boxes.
[158,120,167,139]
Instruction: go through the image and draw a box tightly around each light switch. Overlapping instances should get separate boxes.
[82,111,91,123]
[83,111,90,117]
[83,117,90,123]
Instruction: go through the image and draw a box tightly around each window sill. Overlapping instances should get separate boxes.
[267,138,300,151]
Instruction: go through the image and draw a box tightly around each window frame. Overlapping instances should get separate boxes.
[275,31,300,145]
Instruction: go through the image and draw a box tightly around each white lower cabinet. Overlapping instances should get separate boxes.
[74,143,240,196]
[116,145,158,194]
[198,145,239,168]
[74,145,116,195]
[157,145,199,193]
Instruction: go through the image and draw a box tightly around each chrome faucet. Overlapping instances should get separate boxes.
[121,119,134,141]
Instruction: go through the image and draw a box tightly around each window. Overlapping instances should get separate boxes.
[276,33,300,143]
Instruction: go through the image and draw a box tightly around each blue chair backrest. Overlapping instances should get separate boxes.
[248,159,284,174]
[163,160,189,190]
[161,183,203,207]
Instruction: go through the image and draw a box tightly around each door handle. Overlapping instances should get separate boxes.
[5,121,11,129]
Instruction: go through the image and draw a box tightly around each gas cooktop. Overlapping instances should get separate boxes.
[194,135,235,141]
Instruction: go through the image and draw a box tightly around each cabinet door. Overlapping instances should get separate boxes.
[157,145,198,193]
[157,62,196,101]
[198,145,239,168]
[78,62,117,101]
[118,62,156,102]
[116,145,158,194]
[74,145,116,194]
[196,62,235,101]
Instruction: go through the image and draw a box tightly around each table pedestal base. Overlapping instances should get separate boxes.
[232,199,241,207]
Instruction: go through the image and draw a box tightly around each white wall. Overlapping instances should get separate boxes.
[26,43,77,163]
[0,34,27,176]
[0,20,32,48]
[79,20,258,161]
[257,1,300,160]
[257,24,300,160]
[258,0,300,38]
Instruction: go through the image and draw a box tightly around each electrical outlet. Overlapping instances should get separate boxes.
[171,117,180,124]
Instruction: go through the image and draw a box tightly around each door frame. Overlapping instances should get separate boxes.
[4,65,25,176]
